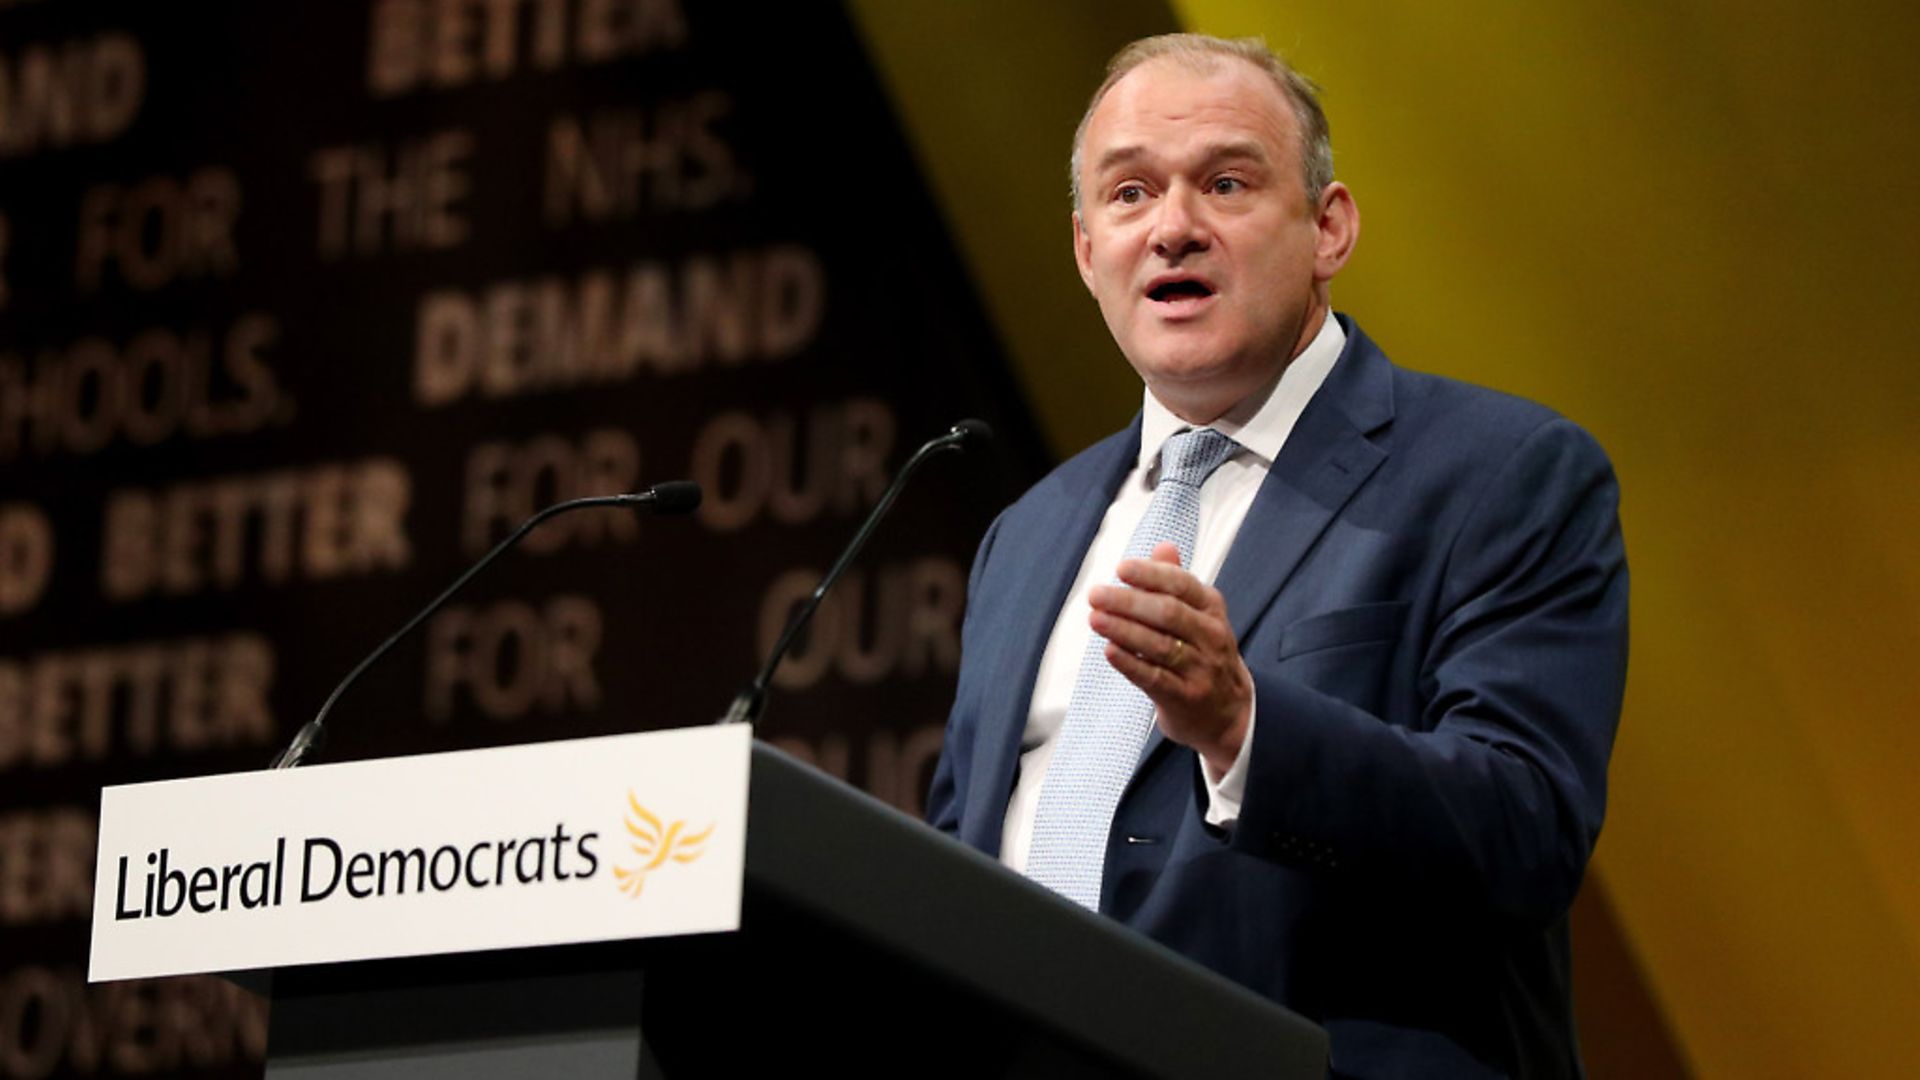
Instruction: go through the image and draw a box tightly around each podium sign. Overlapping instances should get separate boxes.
[89,725,751,982]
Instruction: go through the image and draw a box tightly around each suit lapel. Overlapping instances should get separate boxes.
[1137,319,1396,767]
[969,418,1141,849]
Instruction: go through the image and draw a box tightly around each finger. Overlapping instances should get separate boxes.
[1114,556,1220,613]
[1149,540,1182,565]
[1089,583,1202,640]
[1090,607,1187,666]
[1105,640,1183,697]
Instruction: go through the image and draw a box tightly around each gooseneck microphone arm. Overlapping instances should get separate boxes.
[269,481,704,770]
[720,420,992,727]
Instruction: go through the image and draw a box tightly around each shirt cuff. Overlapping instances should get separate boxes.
[1202,693,1255,827]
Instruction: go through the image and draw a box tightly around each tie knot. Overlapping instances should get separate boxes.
[1157,428,1238,490]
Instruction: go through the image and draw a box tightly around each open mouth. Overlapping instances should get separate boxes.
[1148,279,1215,302]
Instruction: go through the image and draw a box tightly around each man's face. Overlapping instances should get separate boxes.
[1073,57,1353,421]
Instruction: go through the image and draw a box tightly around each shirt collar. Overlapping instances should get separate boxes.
[1137,310,1349,471]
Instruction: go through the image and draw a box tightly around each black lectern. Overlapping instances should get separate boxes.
[226,742,1326,1077]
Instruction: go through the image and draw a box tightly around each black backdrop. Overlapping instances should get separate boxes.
[0,3,1048,1075]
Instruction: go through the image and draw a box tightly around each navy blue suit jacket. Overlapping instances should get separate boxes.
[928,318,1628,1079]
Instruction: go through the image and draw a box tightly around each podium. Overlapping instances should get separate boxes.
[91,731,1327,1078]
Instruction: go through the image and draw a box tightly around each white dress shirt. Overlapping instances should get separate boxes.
[1001,313,1348,873]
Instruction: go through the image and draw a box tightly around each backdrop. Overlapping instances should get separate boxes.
[4,3,1916,1077]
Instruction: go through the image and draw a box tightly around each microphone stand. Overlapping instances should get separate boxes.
[719,421,991,727]
[269,482,702,770]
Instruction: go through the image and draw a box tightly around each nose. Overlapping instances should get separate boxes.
[1149,185,1209,259]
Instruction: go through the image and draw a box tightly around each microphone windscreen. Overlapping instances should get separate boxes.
[645,480,703,514]
[951,418,994,447]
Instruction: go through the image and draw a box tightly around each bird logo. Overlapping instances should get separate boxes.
[613,792,713,899]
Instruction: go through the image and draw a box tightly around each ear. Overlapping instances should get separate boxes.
[1313,181,1360,283]
[1072,211,1097,294]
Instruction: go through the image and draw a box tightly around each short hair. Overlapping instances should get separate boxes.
[1069,33,1334,211]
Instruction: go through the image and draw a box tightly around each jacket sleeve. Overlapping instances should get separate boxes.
[1227,417,1628,925]
[924,508,1005,839]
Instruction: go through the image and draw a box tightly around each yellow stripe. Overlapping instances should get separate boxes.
[852,2,1920,1072]
[1170,2,1920,1075]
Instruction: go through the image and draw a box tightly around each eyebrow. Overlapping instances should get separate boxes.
[1091,139,1273,178]
[1198,140,1272,169]
[1092,145,1151,175]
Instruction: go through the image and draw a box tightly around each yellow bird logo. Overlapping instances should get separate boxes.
[613,792,713,898]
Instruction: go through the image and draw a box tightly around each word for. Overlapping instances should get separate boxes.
[75,166,239,291]
[462,428,639,554]
[424,594,602,722]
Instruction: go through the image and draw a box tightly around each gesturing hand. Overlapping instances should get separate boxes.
[1087,541,1253,778]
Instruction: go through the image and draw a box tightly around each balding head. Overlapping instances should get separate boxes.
[1070,34,1333,212]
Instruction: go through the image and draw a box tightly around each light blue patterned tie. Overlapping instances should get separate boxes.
[1027,427,1239,909]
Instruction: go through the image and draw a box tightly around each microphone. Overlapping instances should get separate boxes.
[720,419,993,726]
[268,480,704,770]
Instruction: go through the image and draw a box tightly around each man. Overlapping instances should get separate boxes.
[927,33,1627,1080]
